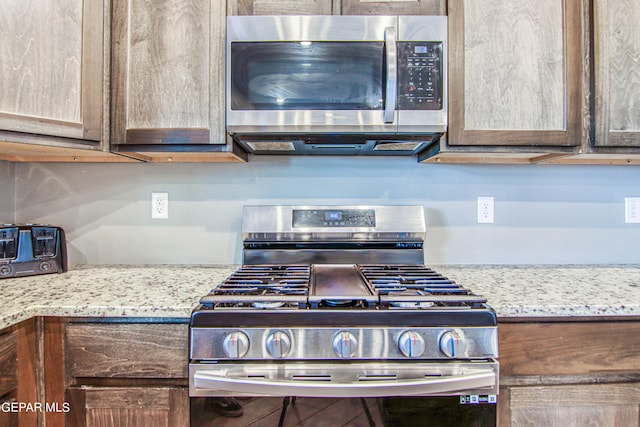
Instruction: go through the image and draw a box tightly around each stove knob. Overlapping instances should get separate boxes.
[266,331,291,358]
[439,330,467,358]
[398,331,425,358]
[222,332,250,358]
[333,331,358,358]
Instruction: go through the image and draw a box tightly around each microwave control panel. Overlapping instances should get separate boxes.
[397,42,443,110]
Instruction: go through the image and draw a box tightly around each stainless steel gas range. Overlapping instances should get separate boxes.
[189,206,498,424]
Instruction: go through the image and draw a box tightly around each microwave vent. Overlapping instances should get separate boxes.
[373,141,424,151]
[245,141,296,152]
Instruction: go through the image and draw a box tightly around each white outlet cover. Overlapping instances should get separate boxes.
[625,197,640,223]
[152,192,169,219]
[477,196,494,224]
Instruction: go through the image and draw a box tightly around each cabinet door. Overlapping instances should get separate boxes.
[67,387,189,427]
[228,0,334,15]
[594,0,640,147]
[341,0,445,15]
[0,0,103,142]
[448,0,584,147]
[0,330,18,427]
[111,0,225,146]
[504,384,640,427]
[0,330,17,398]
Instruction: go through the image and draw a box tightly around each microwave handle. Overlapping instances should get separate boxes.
[384,26,397,124]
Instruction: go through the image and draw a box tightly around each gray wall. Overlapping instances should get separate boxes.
[0,161,15,223]
[13,156,640,265]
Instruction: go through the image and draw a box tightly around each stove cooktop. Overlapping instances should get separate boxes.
[199,264,486,309]
[192,264,496,328]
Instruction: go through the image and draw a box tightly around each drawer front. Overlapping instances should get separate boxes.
[66,323,188,379]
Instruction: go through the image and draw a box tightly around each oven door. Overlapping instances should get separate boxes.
[190,361,497,426]
[227,15,398,134]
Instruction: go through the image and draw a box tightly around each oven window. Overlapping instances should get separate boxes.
[230,42,384,110]
[191,396,496,426]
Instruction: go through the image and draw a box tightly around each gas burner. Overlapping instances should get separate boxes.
[359,265,488,309]
[387,289,435,309]
[251,301,285,309]
[321,299,356,308]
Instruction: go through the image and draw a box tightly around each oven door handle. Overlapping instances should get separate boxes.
[383,26,397,124]
[193,369,496,398]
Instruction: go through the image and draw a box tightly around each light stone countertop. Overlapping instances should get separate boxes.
[0,264,639,330]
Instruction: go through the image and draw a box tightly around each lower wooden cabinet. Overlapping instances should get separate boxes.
[63,322,190,426]
[66,386,188,427]
[3,316,639,426]
[503,383,640,427]
[0,329,18,427]
[498,321,640,426]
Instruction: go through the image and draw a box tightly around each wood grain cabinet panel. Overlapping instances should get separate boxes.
[67,386,188,427]
[0,330,18,427]
[228,0,334,15]
[111,0,228,148]
[593,0,640,148]
[448,0,584,147]
[0,331,17,397]
[499,321,640,376]
[111,0,247,161]
[341,0,445,15]
[65,323,189,379]
[507,383,640,427]
[0,0,104,143]
[498,321,640,427]
[422,0,587,163]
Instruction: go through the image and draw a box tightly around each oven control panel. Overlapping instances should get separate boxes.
[292,209,376,228]
[191,327,498,361]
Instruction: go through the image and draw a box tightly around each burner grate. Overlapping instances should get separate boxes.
[359,265,487,308]
[200,265,311,309]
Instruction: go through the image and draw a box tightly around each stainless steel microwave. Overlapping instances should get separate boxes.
[226,15,447,155]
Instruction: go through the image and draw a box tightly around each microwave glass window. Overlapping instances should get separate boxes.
[231,42,384,110]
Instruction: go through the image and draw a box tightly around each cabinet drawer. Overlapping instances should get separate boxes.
[67,386,188,427]
[66,323,188,379]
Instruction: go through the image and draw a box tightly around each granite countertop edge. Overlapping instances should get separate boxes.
[1,264,639,330]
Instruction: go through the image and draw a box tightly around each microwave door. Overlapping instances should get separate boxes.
[226,16,399,134]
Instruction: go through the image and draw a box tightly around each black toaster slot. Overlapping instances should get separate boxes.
[31,227,57,257]
[0,228,19,260]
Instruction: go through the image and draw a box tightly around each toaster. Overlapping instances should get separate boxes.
[0,224,67,279]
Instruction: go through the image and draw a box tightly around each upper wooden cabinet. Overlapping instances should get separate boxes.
[593,0,640,149]
[228,0,335,15]
[111,0,245,161]
[422,0,588,163]
[0,0,103,142]
[0,0,126,161]
[545,0,640,164]
[227,0,444,15]
[341,0,445,15]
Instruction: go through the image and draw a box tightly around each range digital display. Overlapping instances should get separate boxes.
[293,209,375,227]
[325,211,343,221]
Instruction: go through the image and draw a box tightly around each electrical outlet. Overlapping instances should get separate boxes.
[625,197,640,223]
[477,196,494,224]
[151,192,169,219]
